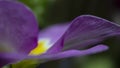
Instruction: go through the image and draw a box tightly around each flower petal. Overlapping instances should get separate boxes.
[47,15,120,54]
[0,1,38,54]
[39,24,69,45]
[0,53,27,67]
[38,24,69,53]
[29,44,108,62]
[2,44,108,67]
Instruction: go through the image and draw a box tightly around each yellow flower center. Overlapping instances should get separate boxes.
[29,39,51,56]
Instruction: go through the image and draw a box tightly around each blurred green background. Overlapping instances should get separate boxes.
[19,0,120,68]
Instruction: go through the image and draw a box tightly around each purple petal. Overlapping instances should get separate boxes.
[1,44,108,67]
[29,44,108,62]
[39,24,69,44]
[0,0,17,1]
[0,1,38,54]
[47,15,120,54]
[39,24,69,49]
[0,53,27,67]
[0,1,38,67]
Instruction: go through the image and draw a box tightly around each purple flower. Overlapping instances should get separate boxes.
[0,1,120,67]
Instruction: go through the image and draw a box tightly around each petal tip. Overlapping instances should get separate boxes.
[94,44,109,52]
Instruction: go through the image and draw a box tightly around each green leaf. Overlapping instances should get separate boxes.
[12,59,39,68]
